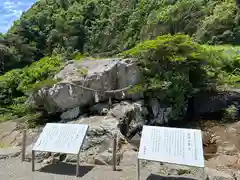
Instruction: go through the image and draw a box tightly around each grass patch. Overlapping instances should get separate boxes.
[77,67,88,77]
[0,143,9,148]
[0,114,17,123]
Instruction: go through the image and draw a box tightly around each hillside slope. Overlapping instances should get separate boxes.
[1,0,240,72]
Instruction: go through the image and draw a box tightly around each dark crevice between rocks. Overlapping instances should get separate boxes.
[37,111,62,125]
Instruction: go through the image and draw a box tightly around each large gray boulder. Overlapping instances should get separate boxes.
[192,90,240,117]
[33,58,143,113]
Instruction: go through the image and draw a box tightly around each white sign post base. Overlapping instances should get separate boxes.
[32,123,89,177]
[137,125,205,180]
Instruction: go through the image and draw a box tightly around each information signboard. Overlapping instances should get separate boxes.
[32,123,89,176]
[33,123,88,154]
[137,125,204,180]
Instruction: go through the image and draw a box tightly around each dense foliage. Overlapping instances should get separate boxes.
[122,34,240,122]
[1,0,240,125]
[1,0,240,73]
[0,56,63,124]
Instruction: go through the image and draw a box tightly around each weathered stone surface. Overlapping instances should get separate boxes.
[74,116,118,150]
[148,98,171,125]
[94,151,122,165]
[60,106,80,120]
[109,101,147,137]
[205,167,235,180]
[192,90,240,116]
[110,101,147,123]
[149,98,161,117]
[58,114,130,165]
[110,101,135,120]
[115,59,143,100]
[33,58,142,113]
[90,103,109,115]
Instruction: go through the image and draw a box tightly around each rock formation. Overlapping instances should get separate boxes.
[33,58,143,113]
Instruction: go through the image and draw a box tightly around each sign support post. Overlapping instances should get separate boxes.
[112,133,117,171]
[21,129,27,162]
[32,150,35,171]
[76,152,80,177]
[137,159,140,180]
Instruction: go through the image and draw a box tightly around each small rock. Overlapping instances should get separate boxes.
[42,156,60,165]
[64,60,75,66]
[42,158,52,165]
[65,154,78,163]
[227,127,237,133]
[90,103,109,115]
[94,158,108,165]
[176,169,191,175]
[59,153,67,161]
[205,167,236,180]
[132,147,138,152]
[94,151,121,165]
[109,101,146,137]
[53,153,60,157]
[25,157,32,162]
[10,152,20,158]
[147,98,172,125]
[221,144,238,155]
[168,169,179,176]
[60,107,80,120]
[149,98,160,118]
[86,157,95,164]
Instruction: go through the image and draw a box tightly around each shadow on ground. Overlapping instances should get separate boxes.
[38,162,94,177]
[147,174,197,180]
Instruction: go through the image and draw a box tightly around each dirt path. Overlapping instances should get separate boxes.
[0,156,161,180]
[1,120,240,179]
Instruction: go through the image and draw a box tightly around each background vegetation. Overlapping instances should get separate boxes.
[1,0,240,73]
[122,34,240,123]
[0,56,63,125]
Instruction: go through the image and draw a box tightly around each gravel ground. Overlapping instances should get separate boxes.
[0,157,161,180]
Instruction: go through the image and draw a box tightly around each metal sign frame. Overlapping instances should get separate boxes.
[137,125,205,180]
[31,123,89,177]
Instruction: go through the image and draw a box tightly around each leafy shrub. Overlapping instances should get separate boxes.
[195,0,240,44]
[18,56,63,93]
[222,104,238,122]
[72,52,87,61]
[202,45,240,87]
[30,79,60,94]
[0,56,63,122]
[0,114,16,123]
[122,34,240,122]
[23,113,43,128]
[0,69,23,105]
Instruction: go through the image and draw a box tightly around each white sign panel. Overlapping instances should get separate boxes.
[138,125,204,167]
[33,123,89,154]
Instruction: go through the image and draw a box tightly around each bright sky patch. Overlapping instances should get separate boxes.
[0,0,36,33]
